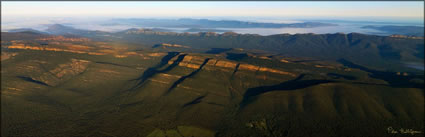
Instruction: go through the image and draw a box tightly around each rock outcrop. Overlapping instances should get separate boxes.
[147,53,167,57]
[7,44,88,54]
[215,60,239,69]
[5,43,134,57]
[238,64,260,71]
[34,59,91,86]
[168,55,206,69]
[155,43,190,48]
[167,55,296,76]
[1,52,18,61]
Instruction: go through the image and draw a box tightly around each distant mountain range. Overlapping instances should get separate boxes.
[44,24,109,35]
[105,18,338,28]
[362,25,424,36]
[7,21,425,37]
[184,28,231,33]
[7,28,48,34]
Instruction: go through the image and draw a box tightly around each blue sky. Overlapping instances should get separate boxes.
[2,2,424,18]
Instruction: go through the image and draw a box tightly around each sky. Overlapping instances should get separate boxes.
[2,1,424,18]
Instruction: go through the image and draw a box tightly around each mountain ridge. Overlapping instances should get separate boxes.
[107,18,338,28]
[3,25,424,73]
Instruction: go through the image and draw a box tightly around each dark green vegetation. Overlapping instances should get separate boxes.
[363,25,424,37]
[8,28,48,34]
[1,28,424,137]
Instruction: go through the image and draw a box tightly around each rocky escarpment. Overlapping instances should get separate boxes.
[153,43,190,48]
[165,58,211,95]
[6,42,141,58]
[33,59,91,86]
[5,41,174,59]
[129,52,184,90]
[7,43,106,55]
[167,55,296,77]
[1,52,18,61]
[36,35,91,42]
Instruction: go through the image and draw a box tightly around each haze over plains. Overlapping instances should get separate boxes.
[1,2,424,35]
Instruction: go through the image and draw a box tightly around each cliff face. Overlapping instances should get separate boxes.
[7,43,104,55]
[167,54,296,77]
[5,41,163,58]
[154,43,190,48]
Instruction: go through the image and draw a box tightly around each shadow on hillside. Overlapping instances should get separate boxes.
[239,74,337,109]
[205,48,232,54]
[128,52,186,90]
[337,59,424,89]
